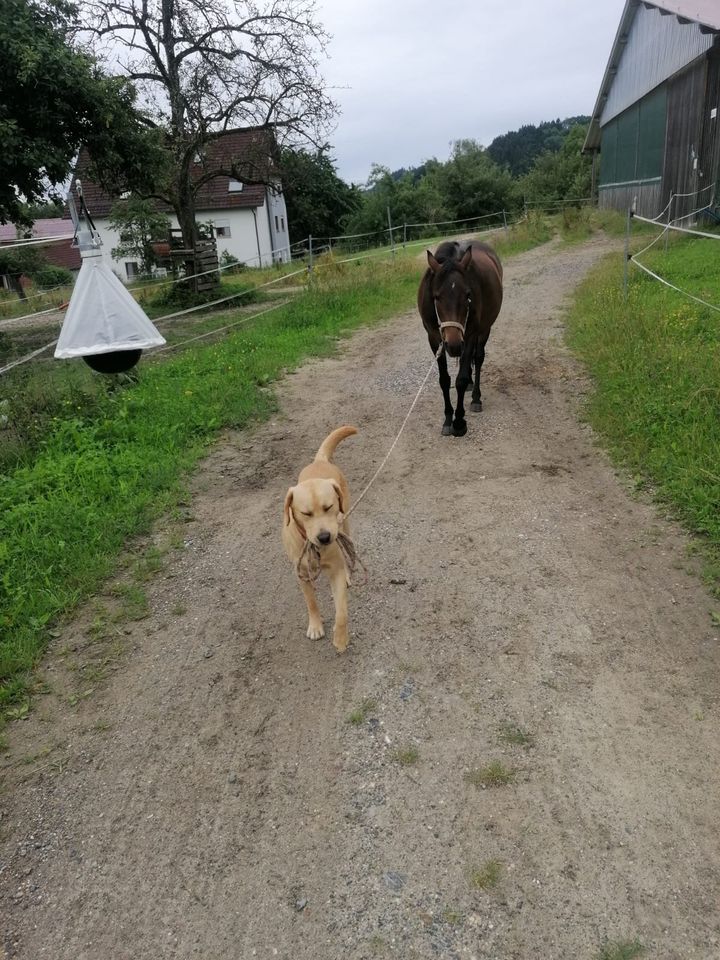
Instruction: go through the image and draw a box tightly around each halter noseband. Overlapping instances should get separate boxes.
[434,297,471,338]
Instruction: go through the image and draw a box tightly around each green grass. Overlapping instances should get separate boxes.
[469,859,502,890]
[0,282,74,322]
[566,234,720,594]
[597,939,644,960]
[440,908,464,926]
[464,761,514,788]
[346,697,378,725]
[498,722,534,747]
[391,745,420,765]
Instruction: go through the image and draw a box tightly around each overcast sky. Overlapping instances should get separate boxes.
[315,0,626,184]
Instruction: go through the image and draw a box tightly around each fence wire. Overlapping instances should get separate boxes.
[627,195,720,316]
[0,205,533,377]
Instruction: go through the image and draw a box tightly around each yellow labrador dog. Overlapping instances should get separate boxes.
[282,426,357,652]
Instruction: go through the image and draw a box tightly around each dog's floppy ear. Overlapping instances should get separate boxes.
[284,487,294,526]
[331,480,346,520]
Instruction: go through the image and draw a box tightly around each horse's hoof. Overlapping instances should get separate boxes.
[470,401,483,412]
[452,421,467,437]
[441,424,453,436]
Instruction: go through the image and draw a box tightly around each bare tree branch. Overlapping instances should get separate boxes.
[78,0,337,267]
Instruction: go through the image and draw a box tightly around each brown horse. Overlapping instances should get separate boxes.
[417,240,503,436]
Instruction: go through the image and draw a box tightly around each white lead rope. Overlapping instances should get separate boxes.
[347,344,444,518]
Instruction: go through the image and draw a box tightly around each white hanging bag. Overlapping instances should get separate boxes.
[55,248,165,358]
[55,183,165,365]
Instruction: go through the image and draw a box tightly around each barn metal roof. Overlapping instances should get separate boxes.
[654,1,720,30]
[583,0,720,152]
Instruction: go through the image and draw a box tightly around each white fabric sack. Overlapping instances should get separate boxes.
[55,251,165,358]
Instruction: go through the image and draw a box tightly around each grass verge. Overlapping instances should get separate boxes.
[565,234,720,595]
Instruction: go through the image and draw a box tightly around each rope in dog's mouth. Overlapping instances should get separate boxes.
[296,533,366,585]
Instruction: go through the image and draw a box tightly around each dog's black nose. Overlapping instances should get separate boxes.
[317,531,331,545]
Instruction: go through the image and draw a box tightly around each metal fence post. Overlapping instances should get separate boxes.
[624,199,636,301]
[502,209,508,232]
[308,234,313,274]
[403,223,407,249]
[387,205,396,257]
[623,207,631,301]
[665,191,673,253]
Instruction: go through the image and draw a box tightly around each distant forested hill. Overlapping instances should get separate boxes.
[487,116,591,177]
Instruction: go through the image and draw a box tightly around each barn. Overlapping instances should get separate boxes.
[583,0,720,220]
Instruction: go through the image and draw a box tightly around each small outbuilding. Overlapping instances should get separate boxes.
[584,1,720,220]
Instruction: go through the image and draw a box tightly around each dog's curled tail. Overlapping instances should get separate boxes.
[314,425,358,462]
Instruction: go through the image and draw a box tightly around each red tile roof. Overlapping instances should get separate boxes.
[69,127,274,218]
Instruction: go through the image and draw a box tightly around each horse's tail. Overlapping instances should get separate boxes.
[314,425,358,462]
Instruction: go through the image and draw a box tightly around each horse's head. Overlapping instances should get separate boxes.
[427,245,473,357]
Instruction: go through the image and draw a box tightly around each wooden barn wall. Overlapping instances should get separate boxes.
[698,49,720,214]
[598,181,662,219]
[663,59,707,219]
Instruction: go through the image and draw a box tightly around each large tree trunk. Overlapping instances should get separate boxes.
[176,191,198,286]
[10,274,27,300]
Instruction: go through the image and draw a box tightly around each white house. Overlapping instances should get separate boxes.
[67,128,291,282]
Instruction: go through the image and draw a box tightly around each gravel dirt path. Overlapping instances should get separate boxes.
[2,235,720,960]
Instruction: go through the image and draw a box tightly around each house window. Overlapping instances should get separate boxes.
[125,261,140,279]
[228,179,244,193]
[281,217,285,232]
[213,219,231,238]
[275,215,279,230]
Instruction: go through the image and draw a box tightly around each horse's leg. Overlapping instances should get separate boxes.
[470,340,486,412]
[453,345,474,437]
[437,351,454,436]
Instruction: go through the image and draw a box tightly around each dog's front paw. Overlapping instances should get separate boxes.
[333,626,349,653]
[307,620,325,640]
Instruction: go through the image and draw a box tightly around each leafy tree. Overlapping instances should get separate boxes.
[0,0,163,225]
[0,246,45,299]
[32,264,74,288]
[109,196,170,276]
[343,161,452,241]
[82,0,337,266]
[19,200,65,220]
[519,125,592,203]
[342,165,408,240]
[439,140,515,219]
[279,147,361,243]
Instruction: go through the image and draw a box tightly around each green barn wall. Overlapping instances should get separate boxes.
[599,85,667,186]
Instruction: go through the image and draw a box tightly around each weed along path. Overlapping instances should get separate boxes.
[3,234,720,960]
